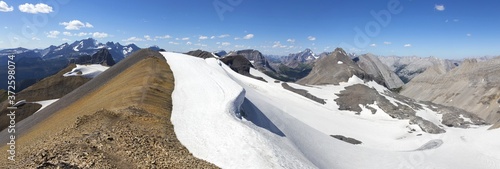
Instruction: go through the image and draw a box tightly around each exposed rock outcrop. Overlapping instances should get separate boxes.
[281,83,326,104]
[330,135,362,145]
[185,50,216,59]
[220,55,266,82]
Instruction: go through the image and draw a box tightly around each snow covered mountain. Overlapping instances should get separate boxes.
[0,38,140,91]
[38,38,140,62]
[161,50,500,168]
[282,48,317,68]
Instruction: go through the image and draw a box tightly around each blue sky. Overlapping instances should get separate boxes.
[0,0,499,58]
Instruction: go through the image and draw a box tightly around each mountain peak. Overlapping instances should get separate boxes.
[334,47,346,54]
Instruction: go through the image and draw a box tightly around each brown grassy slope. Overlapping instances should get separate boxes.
[0,64,90,131]
[0,49,218,168]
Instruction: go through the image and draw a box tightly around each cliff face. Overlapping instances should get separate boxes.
[401,57,500,126]
[356,54,404,89]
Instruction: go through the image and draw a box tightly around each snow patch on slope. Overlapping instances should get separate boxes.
[33,99,59,114]
[63,64,109,78]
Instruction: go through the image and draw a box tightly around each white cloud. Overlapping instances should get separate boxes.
[186,41,192,45]
[76,32,88,37]
[307,36,316,41]
[123,36,144,42]
[0,1,13,12]
[218,34,230,38]
[199,36,208,40]
[32,37,40,40]
[383,41,392,45]
[63,32,72,36]
[243,34,254,40]
[287,39,296,43]
[272,41,287,48]
[181,37,190,41]
[466,33,472,37]
[155,35,171,39]
[435,4,445,11]
[221,42,231,46]
[59,20,94,30]
[47,31,60,38]
[404,44,412,47]
[18,3,53,14]
[194,43,207,47]
[144,35,153,41]
[369,43,377,47]
[234,37,240,40]
[235,45,245,48]
[210,36,216,39]
[169,41,179,45]
[93,32,108,39]
[62,38,71,42]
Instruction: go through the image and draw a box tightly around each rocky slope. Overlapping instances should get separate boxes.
[0,49,217,168]
[297,48,373,85]
[378,56,460,83]
[354,54,404,89]
[401,57,500,128]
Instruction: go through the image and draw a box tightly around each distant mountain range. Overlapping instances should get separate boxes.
[0,38,141,91]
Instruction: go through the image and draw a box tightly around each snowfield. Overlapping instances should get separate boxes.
[33,99,59,114]
[63,64,109,78]
[161,52,500,169]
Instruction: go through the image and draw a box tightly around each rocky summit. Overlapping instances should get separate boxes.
[297,48,372,85]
